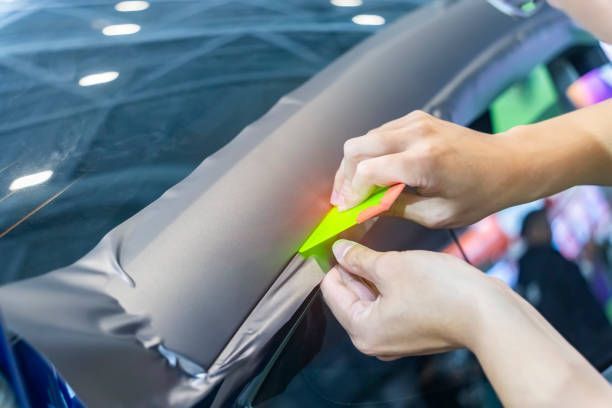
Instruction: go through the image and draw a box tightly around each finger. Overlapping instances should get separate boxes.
[338,266,378,301]
[377,356,400,362]
[330,160,345,205]
[332,240,384,289]
[340,137,365,191]
[345,132,407,163]
[340,132,407,200]
[377,115,411,131]
[387,191,449,229]
[341,153,413,210]
[321,266,369,330]
[378,110,431,131]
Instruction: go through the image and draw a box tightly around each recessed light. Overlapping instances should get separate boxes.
[352,14,385,26]
[78,71,119,87]
[115,1,150,12]
[331,0,363,7]
[102,23,141,36]
[9,170,53,191]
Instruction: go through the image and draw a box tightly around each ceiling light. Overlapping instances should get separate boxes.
[352,14,385,26]
[78,71,119,87]
[102,23,141,36]
[9,170,53,191]
[331,0,362,6]
[114,1,149,12]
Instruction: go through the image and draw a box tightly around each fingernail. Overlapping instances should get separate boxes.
[330,190,340,205]
[331,179,344,205]
[333,239,355,262]
[336,194,350,211]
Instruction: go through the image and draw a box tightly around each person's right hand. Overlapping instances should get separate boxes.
[330,111,521,228]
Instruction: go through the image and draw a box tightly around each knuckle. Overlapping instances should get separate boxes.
[378,131,401,150]
[343,247,360,269]
[423,216,445,229]
[351,334,379,356]
[411,113,436,134]
[408,110,429,121]
[410,140,441,170]
[347,245,368,269]
[420,139,438,156]
[422,207,453,229]
[373,252,397,277]
[343,138,361,160]
[355,160,374,179]
[319,274,336,299]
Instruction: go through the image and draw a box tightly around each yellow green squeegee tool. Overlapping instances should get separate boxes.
[298,184,405,254]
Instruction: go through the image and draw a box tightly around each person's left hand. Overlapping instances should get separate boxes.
[320,239,507,360]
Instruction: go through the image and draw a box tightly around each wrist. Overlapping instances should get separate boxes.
[482,129,540,214]
[465,275,612,406]
[496,125,555,205]
[462,275,522,353]
[498,105,612,201]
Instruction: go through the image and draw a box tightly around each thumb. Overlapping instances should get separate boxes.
[332,240,384,290]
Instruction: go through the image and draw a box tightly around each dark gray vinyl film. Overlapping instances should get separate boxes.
[0,0,588,406]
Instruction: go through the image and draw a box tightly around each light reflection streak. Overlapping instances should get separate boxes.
[0,178,81,239]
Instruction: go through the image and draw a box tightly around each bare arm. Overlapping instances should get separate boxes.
[503,100,612,204]
[331,101,612,228]
[321,241,612,407]
[470,275,611,407]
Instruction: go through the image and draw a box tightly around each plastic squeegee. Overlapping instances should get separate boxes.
[298,184,405,253]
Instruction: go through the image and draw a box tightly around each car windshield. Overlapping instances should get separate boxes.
[0,0,430,284]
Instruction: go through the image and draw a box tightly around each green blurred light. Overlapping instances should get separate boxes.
[521,1,537,13]
[490,64,559,133]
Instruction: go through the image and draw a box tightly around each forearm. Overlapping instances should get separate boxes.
[468,279,612,407]
[501,100,612,205]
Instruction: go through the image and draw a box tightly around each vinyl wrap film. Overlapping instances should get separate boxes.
[0,244,323,407]
[0,1,586,406]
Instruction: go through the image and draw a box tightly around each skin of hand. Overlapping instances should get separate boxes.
[320,240,490,357]
[331,101,612,228]
[547,0,612,43]
[322,239,612,407]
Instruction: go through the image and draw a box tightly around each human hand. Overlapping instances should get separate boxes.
[330,111,521,228]
[321,239,612,407]
[320,239,504,360]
